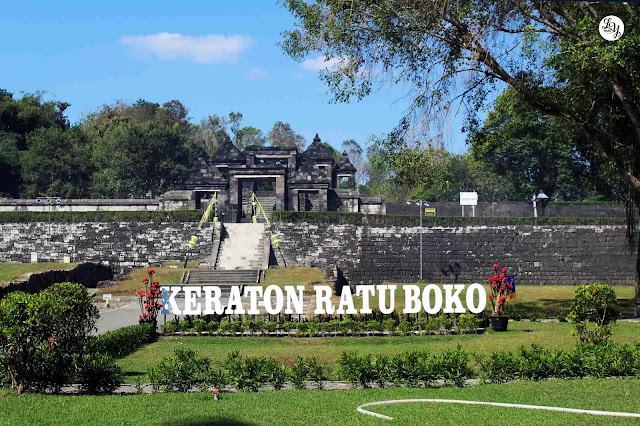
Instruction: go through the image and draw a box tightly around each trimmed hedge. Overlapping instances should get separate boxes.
[271,211,626,226]
[86,323,157,358]
[0,210,202,223]
[0,209,626,225]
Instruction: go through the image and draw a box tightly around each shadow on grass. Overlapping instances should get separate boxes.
[165,418,254,426]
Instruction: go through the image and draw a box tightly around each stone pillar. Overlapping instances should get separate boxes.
[275,175,285,211]
[229,176,239,222]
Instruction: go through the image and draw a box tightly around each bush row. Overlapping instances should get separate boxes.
[148,349,329,392]
[478,342,640,383]
[271,210,626,226]
[0,210,202,223]
[162,315,481,336]
[338,349,473,388]
[86,323,157,358]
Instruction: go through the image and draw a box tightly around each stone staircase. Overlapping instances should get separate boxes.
[183,269,260,298]
[215,223,267,270]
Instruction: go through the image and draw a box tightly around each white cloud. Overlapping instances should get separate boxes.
[121,32,254,63]
[245,67,266,80]
[300,55,345,71]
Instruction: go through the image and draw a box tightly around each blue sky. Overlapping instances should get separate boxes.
[0,0,470,153]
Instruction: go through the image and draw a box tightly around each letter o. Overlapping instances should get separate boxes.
[466,283,487,314]
[422,284,443,314]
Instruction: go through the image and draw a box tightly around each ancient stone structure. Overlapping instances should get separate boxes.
[0,221,634,286]
[182,134,385,222]
[270,223,636,286]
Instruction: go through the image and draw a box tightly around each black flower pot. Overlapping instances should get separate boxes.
[490,316,509,332]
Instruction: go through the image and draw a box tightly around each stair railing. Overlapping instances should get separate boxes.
[183,192,219,268]
[251,193,287,268]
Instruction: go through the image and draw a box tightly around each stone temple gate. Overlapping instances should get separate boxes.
[180,134,385,222]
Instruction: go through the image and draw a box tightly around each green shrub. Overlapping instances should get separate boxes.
[478,351,520,383]
[163,320,179,334]
[0,283,99,393]
[396,320,414,335]
[87,323,156,358]
[290,356,310,390]
[382,319,396,333]
[338,352,376,388]
[192,319,207,333]
[224,352,270,392]
[75,354,123,394]
[365,320,382,333]
[206,321,220,333]
[569,283,619,343]
[307,357,328,390]
[148,349,211,392]
[265,359,289,390]
[456,314,480,334]
[437,348,473,386]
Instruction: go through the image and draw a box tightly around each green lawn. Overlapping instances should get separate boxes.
[0,262,77,284]
[2,379,640,425]
[117,321,640,379]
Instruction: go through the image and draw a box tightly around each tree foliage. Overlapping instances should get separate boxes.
[470,88,622,201]
[280,1,640,198]
[268,121,306,149]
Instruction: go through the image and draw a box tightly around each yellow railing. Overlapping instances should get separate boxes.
[251,193,280,248]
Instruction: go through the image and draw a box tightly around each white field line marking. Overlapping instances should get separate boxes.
[356,399,640,421]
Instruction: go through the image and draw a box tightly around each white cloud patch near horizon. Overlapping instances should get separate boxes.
[300,55,345,71]
[121,32,254,63]
[245,67,266,80]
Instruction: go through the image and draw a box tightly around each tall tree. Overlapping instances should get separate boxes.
[85,100,195,197]
[470,88,622,201]
[341,139,364,184]
[20,127,94,198]
[0,89,70,196]
[268,121,306,150]
[91,120,191,198]
[235,126,267,150]
[281,1,640,312]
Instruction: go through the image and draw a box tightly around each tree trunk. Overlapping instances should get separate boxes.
[636,238,640,317]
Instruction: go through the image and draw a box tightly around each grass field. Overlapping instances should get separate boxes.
[2,379,640,425]
[117,321,640,379]
[0,262,77,284]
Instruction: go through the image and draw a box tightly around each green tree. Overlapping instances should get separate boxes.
[91,120,192,198]
[0,89,70,197]
[470,89,621,201]
[194,114,229,156]
[280,1,640,310]
[84,100,196,197]
[342,139,364,184]
[236,126,268,150]
[0,132,21,197]
[268,121,306,149]
[20,127,94,198]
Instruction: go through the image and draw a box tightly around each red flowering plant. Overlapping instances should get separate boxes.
[487,264,513,317]
[138,268,163,326]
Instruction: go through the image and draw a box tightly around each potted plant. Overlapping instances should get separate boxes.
[487,264,513,332]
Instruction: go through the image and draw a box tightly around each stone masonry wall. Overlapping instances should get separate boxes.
[271,223,636,286]
[0,222,214,268]
[0,221,634,286]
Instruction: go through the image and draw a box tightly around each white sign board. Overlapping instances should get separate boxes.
[102,294,112,301]
[459,192,478,206]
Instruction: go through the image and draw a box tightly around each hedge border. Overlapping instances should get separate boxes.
[0,210,202,223]
[271,211,626,226]
[0,210,626,226]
